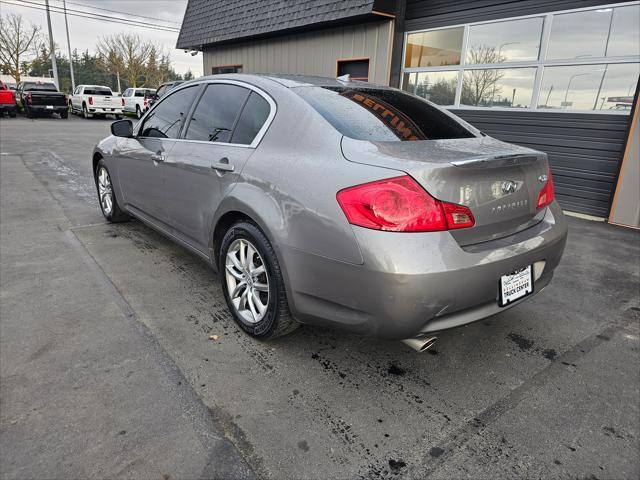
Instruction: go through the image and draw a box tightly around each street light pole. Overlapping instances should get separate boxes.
[44,0,59,90]
[63,0,75,91]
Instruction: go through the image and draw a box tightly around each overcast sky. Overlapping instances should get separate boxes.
[3,0,202,76]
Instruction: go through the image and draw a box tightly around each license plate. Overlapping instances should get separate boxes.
[46,105,53,109]
[499,265,533,306]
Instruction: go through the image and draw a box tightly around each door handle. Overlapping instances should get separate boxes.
[211,157,234,172]
[151,153,165,162]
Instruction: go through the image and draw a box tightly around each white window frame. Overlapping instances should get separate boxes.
[401,1,640,114]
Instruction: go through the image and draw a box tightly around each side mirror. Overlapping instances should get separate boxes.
[111,119,133,137]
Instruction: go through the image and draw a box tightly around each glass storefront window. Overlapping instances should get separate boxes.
[402,71,458,105]
[547,9,612,60]
[607,5,640,57]
[460,68,536,108]
[465,17,543,64]
[404,28,464,68]
[402,3,640,112]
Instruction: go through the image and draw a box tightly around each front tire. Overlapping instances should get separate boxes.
[220,222,298,339]
[95,160,129,223]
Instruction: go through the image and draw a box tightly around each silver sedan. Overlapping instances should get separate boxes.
[92,74,567,351]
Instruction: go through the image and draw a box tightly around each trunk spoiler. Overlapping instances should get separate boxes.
[452,154,540,169]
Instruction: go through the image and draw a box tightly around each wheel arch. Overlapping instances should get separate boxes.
[92,152,103,178]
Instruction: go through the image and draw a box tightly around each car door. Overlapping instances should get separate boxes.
[72,86,82,111]
[164,82,274,253]
[116,84,200,226]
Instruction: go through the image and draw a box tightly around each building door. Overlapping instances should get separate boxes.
[337,58,369,81]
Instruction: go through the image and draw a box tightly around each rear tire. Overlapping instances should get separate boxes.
[115,114,123,120]
[135,105,142,119]
[60,110,68,119]
[25,106,33,118]
[9,111,16,118]
[83,104,92,119]
[219,221,298,339]
[95,160,129,223]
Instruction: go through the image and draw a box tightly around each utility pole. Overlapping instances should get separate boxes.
[44,0,59,90]
[63,0,75,90]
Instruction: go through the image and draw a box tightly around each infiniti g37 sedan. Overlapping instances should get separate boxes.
[92,74,567,351]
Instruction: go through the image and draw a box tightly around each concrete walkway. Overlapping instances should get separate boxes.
[0,151,254,479]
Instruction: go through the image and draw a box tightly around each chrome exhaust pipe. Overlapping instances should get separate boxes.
[402,336,437,352]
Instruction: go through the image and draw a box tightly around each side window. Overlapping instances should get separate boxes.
[139,86,198,139]
[123,89,131,97]
[184,84,250,143]
[135,90,144,97]
[230,92,271,145]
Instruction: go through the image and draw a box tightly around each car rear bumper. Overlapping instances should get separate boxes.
[88,107,122,114]
[28,105,67,113]
[280,202,568,340]
[0,104,17,111]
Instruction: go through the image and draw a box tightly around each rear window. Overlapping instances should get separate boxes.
[294,86,476,141]
[84,87,112,95]
[23,82,58,92]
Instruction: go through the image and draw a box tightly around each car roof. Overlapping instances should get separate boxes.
[194,73,391,90]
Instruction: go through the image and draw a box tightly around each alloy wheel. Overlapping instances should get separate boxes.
[97,167,113,216]
[225,238,270,324]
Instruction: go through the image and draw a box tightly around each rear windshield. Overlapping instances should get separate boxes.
[294,86,476,141]
[23,82,58,92]
[84,87,112,95]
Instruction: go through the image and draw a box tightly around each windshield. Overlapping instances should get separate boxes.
[84,87,112,95]
[23,82,58,92]
[294,86,477,141]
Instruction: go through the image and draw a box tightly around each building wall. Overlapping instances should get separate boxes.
[401,0,637,217]
[203,20,394,85]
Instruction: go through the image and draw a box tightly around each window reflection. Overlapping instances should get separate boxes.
[547,9,611,59]
[404,28,464,68]
[608,5,640,57]
[461,68,536,108]
[538,64,639,111]
[402,71,458,105]
[466,17,543,63]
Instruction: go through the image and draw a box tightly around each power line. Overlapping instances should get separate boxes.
[52,0,183,26]
[1,0,181,32]
[10,0,181,31]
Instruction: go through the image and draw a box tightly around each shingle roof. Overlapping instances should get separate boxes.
[177,0,380,50]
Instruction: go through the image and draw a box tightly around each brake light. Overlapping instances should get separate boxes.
[88,96,93,105]
[143,97,148,107]
[121,98,125,106]
[536,168,555,209]
[336,175,475,232]
[26,93,32,104]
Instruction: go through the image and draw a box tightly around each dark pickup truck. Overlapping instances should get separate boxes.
[15,81,68,118]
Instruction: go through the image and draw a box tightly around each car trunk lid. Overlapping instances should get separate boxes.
[341,136,550,246]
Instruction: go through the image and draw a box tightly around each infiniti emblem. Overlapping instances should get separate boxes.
[501,180,517,194]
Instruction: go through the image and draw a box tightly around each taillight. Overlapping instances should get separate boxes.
[88,96,93,105]
[121,98,125,106]
[536,168,555,210]
[143,97,148,107]
[26,93,32,104]
[336,175,475,232]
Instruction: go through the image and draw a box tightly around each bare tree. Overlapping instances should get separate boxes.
[96,33,154,87]
[461,46,506,106]
[0,13,42,82]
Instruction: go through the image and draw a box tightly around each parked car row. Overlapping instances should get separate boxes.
[0,80,174,120]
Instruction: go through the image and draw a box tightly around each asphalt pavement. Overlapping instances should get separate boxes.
[1,115,639,480]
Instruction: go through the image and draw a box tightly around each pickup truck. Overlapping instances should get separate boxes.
[0,81,17,117]
[70,84,123,119]
[121,87,156,119]
[15,81,68,119]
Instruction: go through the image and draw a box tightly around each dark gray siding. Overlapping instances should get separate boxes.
[455,110,630,217]
[405,0,615,31]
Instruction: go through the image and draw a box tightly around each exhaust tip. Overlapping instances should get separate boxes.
[402,336,437,352]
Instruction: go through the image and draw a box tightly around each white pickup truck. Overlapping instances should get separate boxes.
[70,85,122,119]
[121,87,156,119]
